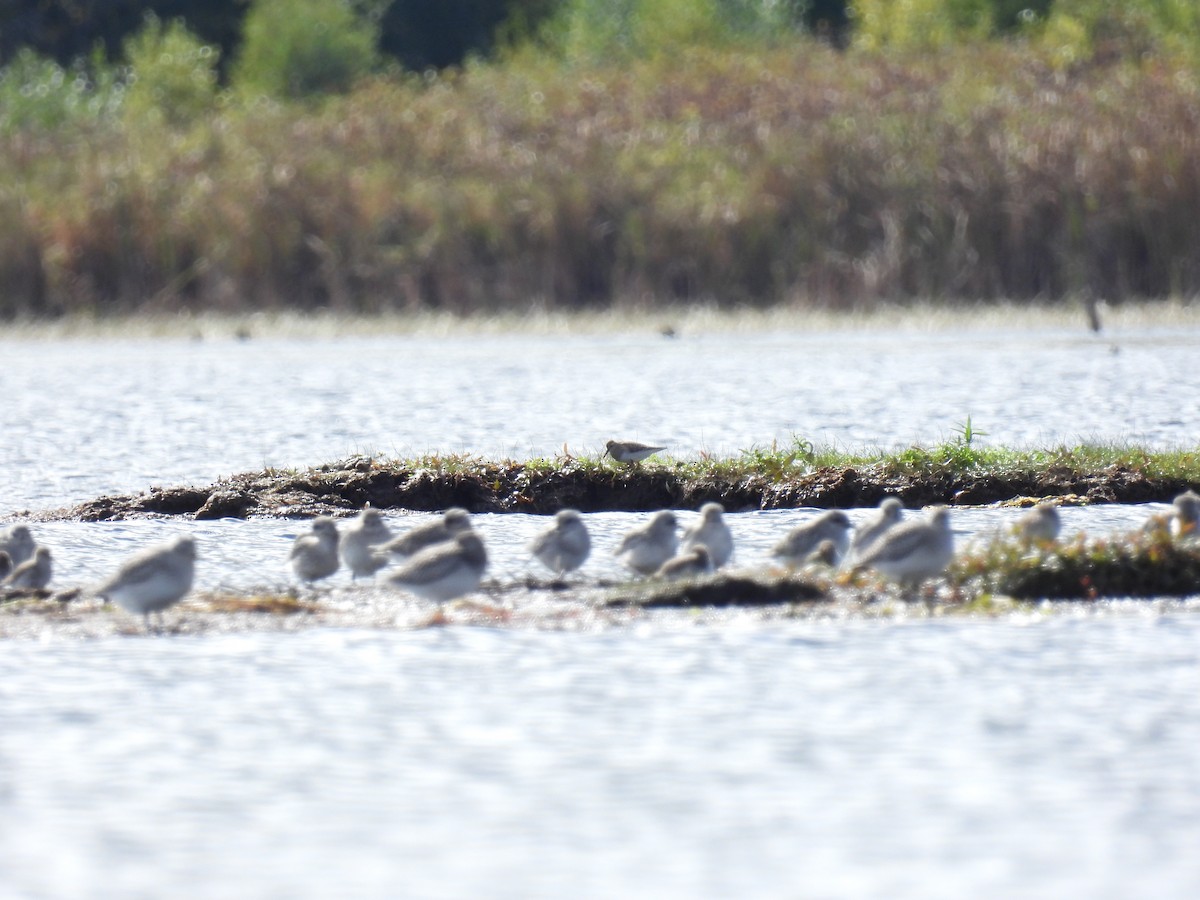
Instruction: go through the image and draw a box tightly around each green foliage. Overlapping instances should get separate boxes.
[0,47,123,134]
[539,0,807,61]
[122,14,220,127]
[232,0,380,99]
[1037,0,1200,68]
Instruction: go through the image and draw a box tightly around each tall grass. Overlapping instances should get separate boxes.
[2,36,1200,316]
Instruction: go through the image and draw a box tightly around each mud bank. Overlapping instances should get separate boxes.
[35,455,1198,522]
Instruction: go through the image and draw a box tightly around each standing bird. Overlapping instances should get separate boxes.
[339,506,393,579]
[290,517,340,584]
[3,545,52,591]
[1172,490,1200,539]
[680,502,734,569]
[530,509,591,577]
[0,524,36,568]
[771,510,853,568]
[604,440,666,465]
[382,508,473,560]
[854,506,955,590]
[656,545,714,581]
[388,531,488,603]
[1013,501,1061,544]
[614,510,679,576]
[847,497,904,563]
[96,535,196,629]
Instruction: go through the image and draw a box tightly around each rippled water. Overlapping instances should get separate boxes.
[2,325,1198,512]
[3,324,1200,897]
[3,619,1199,898]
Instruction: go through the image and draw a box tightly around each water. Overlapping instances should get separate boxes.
[2,619,1198,898]
[2,324,1200,897]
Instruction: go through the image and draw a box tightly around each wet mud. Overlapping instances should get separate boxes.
[36,456,1197,522]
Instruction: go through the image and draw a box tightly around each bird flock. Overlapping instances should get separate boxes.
[3,489,1198,631]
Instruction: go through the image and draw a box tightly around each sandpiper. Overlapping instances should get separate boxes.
[847,497,904,563]
[339,506,393,579]
[388,531,488,603]
[854,506,955,590]
[2,545,52,591]
[772,510,853,567]
[290,517,340,584]
[382,508,473,559]
[656,545,714,581]
[680,502,734,569]
[530,509,591,577]
[1172,490,1200,539]
[0,524,36,568]
[1013,501,1061,544]
[97,535,196,629]
[604,440,666,465]
[614,510,678,576]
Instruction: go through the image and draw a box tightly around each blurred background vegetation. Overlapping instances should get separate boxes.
[0,0,1198,317]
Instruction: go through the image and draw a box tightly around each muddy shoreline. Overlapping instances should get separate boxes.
[26,456,1197,522]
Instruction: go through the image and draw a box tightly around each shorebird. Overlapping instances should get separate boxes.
[290,517,340,584]
[847,497,904,563]
[771,510,853,567]
[382,508,473,560]
[1172,490,1200,539]
[614,510,678,576]
[1013,501,1061,544]
[339,506,393,579]
[656,545,714,581]
[680,502,734,569]
[854,506,955,590]
[0,524,36,567]
[96,535,196,629]
[2,545,52,591]
[604,440,666,465]
[388,531,488,603]
[530,509,591,577]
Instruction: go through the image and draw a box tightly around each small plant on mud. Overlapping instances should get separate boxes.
[739,436,816,478]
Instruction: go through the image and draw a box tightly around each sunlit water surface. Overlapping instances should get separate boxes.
[2,620,1199,898]
[3,326,1200,896]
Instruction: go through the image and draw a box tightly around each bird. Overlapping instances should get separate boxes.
[604,440,666,465]
[530,509,591,577]
[96,535,196,629]
[847,497,904,563]
[387,531,488,603]
[2,545,52,591]
[339,506,393,579]
[614,510,678,575]
[0,524,36,567]
[1013,501,1061,544]
[656,545,714,581]
[805,539,840,568]
[679,502,734,569]
[290,517,340,584]
[1172,490,1200,539]
[382,508,473,560]
[854,506,955,590]
[771,510,853,567]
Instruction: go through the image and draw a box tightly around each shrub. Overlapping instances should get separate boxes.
[0,47,123,134]
[232,0,380,99]
[122,14,220,127]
